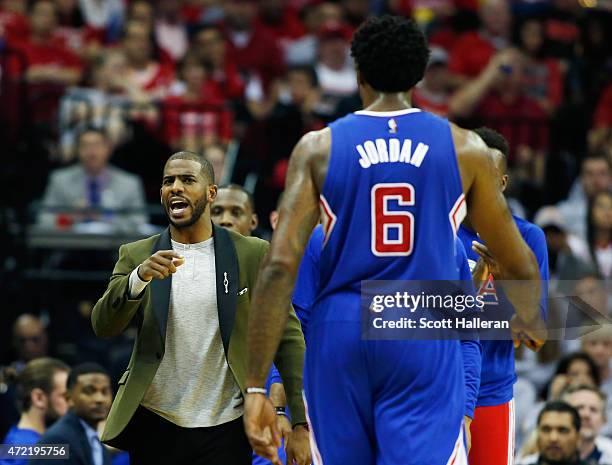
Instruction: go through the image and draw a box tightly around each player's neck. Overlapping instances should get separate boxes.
[361,91,413,113]
[170,214,213,244]
[18,409,45,434]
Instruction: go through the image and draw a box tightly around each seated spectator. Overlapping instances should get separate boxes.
[193,24,245,101]
[592,84,612,149]
[284,1,343,66]
[30,363,112,465]
[78,0,123,43]
[122,20,174,99]
[59,49,154,161]
[586,191,612,279]
[564,385,612,463]
[449,48,549,166]
[314,21,356,118]
[518,401,587,465]
[448,0,512,79]
[341,0,370,32]
[54,0,102,60]
[412,47,454,117]
[516,17,564,116]
[163,53,233,152]
[0,358,69,465]
[154,0,188,63]
[257,0,306,44]
[557,153,612,241]
[582,329,612,437]
[0,0,29,44]
[222,0,285,94]
[126,0,154,30]
[534,206,591,280]
[38,127,148,231]
[10,0,82,86]
[11,315,49,371]
[547,353,601,401]
[203,144,228,186]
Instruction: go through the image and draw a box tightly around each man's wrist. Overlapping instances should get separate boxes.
[245,387,267,395]
[292,422,308,431]
[136,265,151,282]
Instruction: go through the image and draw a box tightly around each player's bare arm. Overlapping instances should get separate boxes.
[246,128,328,388]
[453,125,543,328]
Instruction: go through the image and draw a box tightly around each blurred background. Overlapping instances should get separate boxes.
[0,0,611,459]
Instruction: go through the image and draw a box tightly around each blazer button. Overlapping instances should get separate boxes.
[156,352,162,360]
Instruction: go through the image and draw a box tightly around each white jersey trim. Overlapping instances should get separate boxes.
[319,195,337,248]
[449,193,467,236]
[354,108,422,117]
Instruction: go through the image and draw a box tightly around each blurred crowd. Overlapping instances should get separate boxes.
[1,0,612,463]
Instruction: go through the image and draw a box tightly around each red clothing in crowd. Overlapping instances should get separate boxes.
[522,58,564,109]
[0,9,29,43]
[477,92,549,157]
[208,60,245,101]
[256,6,306,41]
[10,36,83,76]
[594,84,612,128]
[412,87,449,117]
[163,95,233,146]
[449,31,496,77]
[127,62,175,97]
[224,25,285,91]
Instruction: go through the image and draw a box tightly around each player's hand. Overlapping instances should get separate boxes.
[277,413,292,444]
[285,425,311,465]
[244,393,282,465]
[472,242,501,279]
[471,257,489,289]
[510,314,547,352]
[464,416,472,453]
[137,250,185,281]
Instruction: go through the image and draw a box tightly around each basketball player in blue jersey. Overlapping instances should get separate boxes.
[459,128,549,465]
[243,16,546,465]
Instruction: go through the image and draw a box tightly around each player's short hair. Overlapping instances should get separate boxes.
[166,151,215,184]
[350,16,429,93]
[474,127,509,157]
[537,401,581,431]
[67,362,109,391]
[218,184,256,213]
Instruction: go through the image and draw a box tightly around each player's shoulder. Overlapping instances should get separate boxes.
[513,215,546,242]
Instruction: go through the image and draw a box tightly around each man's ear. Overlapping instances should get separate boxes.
[208,184,218,202]
[30,388,47,410]
[250,214,259,232]
[501,174,509,192]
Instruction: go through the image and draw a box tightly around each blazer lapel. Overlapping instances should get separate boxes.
[150,228,172,340]
[213,224,238,356]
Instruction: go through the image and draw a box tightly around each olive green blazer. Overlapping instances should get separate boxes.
[91,224,306,448]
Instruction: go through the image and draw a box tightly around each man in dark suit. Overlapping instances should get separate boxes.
[91,151,307,465]
[29,363,112,465]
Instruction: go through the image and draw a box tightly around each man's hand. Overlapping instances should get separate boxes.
[510,314,547,352]
[285,425,311,465]
[464,416,472,453]
[137,250,185,281]
[472,242,501,278]
[244,393,282,465]
[277,414,292,444]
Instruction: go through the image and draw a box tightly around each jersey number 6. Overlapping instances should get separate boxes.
[371,183,415,257]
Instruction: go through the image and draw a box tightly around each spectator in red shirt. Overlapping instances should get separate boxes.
[412,47,455,117]
[516,17,564,116]
[163,52,233,152]
[193,24,245,101]
[0,0,29,44]
[449,48,549,161]
[589,83,612,158]
[257,0,306,43]
[122,20,174,99]
[341,0,370,32]
[13,0,82,86]
[222,0,285,93]
[155,0,189,63]
[448,0,512,79]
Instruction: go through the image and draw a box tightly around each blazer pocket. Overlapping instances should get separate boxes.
[117,369,130,386]
[236,287,249,303]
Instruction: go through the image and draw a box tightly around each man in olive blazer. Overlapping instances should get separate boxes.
[91,151,307,465]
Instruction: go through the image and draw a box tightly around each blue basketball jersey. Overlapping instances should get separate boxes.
[318,108,466,305]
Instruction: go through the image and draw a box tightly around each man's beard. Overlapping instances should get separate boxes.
[44,408,62,427]
[167,194,208,229]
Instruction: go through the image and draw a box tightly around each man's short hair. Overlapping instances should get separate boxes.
[582,151,612,172]
[76,126,109,145]
[67,362,109,390]
[218,184,256,212]
[287,65,319,87]
[166,151,215,184]
[537,401,581,432]
[474,127,509,157]
[563,384,608,408]
[350,16,429,93]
